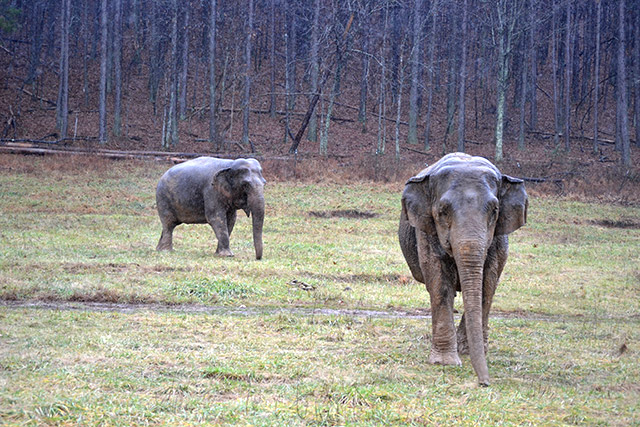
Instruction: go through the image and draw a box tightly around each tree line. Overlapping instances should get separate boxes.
[0,0,638,166]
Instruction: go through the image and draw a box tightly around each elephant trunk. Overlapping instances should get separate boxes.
[248,191,264,260]
[455,241,490,386]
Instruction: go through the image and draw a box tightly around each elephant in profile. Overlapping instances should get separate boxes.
[398,153,528,386]
[156,157,266,259]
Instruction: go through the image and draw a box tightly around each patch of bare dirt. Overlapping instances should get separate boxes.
[309,209,379,219]
[3,299,635,322]
[8,262,193,274]
[589,218,640,229]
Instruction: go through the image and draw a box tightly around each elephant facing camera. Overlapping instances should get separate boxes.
[156,157,266,260]
[398,152,528,386]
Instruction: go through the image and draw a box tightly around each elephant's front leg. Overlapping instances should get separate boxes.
[208,212,234,257]
[417,231,461,366]
[226,209,237,237]
[457,236,508,355]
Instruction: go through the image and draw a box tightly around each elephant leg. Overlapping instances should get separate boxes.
[227,210,237,237]
[156,220,178,251]
[428,277,460,365]
[416,231,461,366]
[208,214,234,257]
[457,236,508,355]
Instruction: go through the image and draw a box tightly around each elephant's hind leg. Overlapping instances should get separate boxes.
[157,221,178,251]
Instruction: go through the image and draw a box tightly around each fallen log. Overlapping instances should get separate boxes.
[0,143,190,161]
[401,146,431,156]
[20,87,57,106]
[0,141,340,162]
[0,141,204,158]
[520,176,564,184]
[525,130,632,146]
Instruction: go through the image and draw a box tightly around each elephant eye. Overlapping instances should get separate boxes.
[488,204,499,224]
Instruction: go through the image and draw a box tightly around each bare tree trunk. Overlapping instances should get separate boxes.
[494,0,507,162]
[284,29,291,144]
[287,3,297,112]
[457,0,468,152]
[82,0,89,107]
[518,40,527,150]
[149,0,161,114]
[492,0,523,162]
[209,0,218,147]
[287,91,321,154]
[105,1,113,95]
[390,4,402,101]
[242,0,254,148]
[56,0,71,139]
[407,0,422,145]
[563,0,573,151]
[494,29,507,162]
[528,0,537,130]
[592,0,601,153]
[163,0,179,148]
[113,0,123,136]
[319,10,354,156]
[25,1,45,87]
[395,48,405,160]
[377,1,389,155]
[358,11,370,133]
[269,0,276,117]
[307,0,320,142]
[634,6,640,148]
[551,0,560,146]
[445,44,457,145]
[179,2,190,120]
[423,0,436,151]
[99,0,108,144]
[284,2,297,144]
[617,0,630,167]
[320,56,344,156]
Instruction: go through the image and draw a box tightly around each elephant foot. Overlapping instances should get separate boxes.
[156,243,173,251]
[215,248,234,257]
[429,349,462,366]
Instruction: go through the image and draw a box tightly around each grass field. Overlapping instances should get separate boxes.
[1,154,639,425]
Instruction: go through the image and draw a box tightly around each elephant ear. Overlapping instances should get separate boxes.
[496,175,528,235]
[401,172,434,233]
[212,167,233,198]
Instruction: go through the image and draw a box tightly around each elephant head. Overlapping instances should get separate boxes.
[213,158,266,260]
[401,153,527,385]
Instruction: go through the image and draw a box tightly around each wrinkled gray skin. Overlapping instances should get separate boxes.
[156,157,266,259]
[398,153,527,386]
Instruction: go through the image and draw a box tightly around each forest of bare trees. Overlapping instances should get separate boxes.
[0,0,638,167]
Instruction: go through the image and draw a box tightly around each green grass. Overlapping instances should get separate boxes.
[1,309,638,425]
[1,154,639,425]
